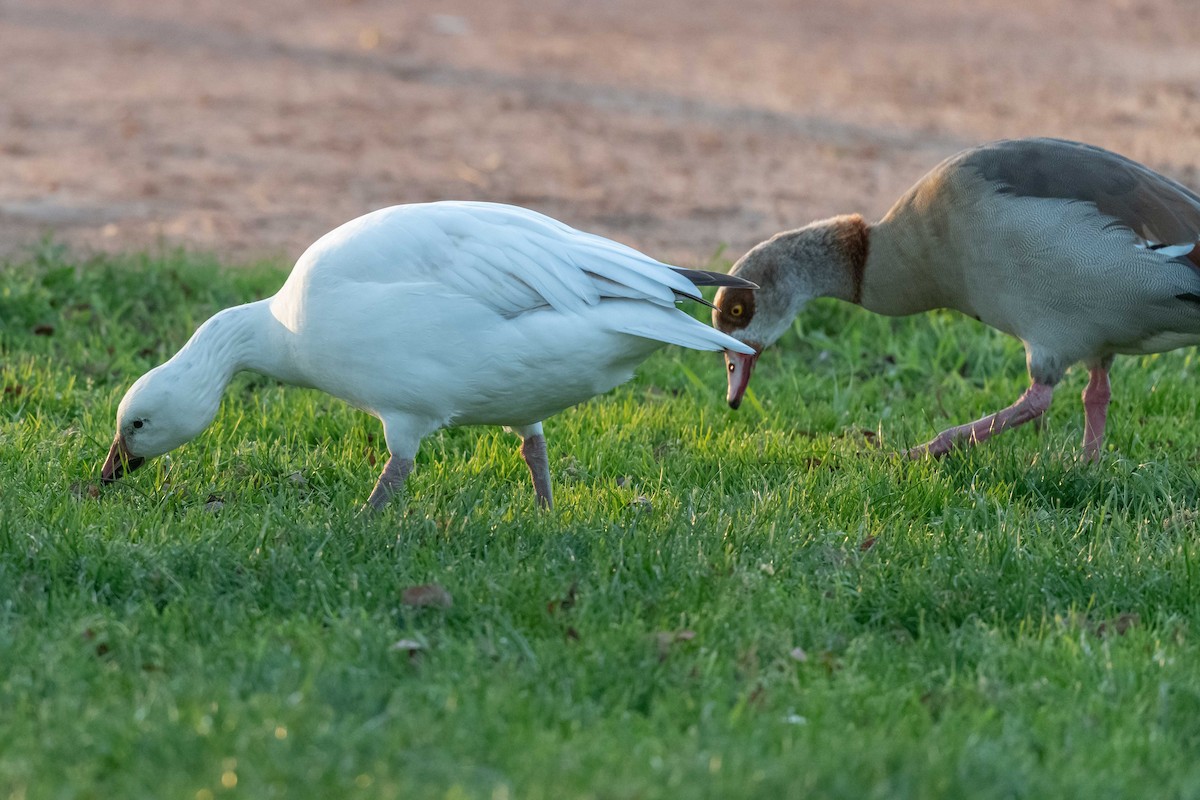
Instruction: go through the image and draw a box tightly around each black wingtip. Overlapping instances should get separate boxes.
[670,267,758,290]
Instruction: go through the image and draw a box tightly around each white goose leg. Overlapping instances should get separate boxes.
[362,415,431,512]
[515,422,553,509]
[365,455,415,511]
[907,382,1055,459]
[1080,357,1113,462]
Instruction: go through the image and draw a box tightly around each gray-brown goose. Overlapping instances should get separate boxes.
[712,138,1200,459]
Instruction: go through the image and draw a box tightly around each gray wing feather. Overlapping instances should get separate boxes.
[959,138,1200,248]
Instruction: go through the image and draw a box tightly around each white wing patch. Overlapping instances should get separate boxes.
[391,202,699,316]
[1133,239,1197,259]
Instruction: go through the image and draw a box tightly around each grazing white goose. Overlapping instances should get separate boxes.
[100,201,756,509]
[712,138,1200,460]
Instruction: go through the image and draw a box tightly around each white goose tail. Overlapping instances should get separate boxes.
[611,305,756,355]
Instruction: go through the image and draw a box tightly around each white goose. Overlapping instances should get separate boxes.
[712,138,1200,459]
[100,201,756,509]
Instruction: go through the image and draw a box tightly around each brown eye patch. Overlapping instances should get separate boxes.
[717,288,755,329]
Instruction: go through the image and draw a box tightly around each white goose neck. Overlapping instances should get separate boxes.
[169,299,283,390]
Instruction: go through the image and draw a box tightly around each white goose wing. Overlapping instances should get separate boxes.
[300,201,720,318]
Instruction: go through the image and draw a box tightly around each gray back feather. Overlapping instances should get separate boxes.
[951,138,1200,247]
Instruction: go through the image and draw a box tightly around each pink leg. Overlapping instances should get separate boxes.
[1080,363,1111,462]
[907,382,1055,459]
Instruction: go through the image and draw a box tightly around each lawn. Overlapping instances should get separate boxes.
[4,244,1200,799]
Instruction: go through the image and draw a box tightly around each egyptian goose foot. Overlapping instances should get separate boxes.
[907,382,1055,460]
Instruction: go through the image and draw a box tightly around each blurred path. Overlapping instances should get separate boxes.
[2,0,1198,265]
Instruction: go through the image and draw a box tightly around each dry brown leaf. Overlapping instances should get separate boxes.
[69,481,102,500]
[860,536,878,552]
[1095,612,1140,637]
[628,495,652,512]
[655,629,696,660]
[402,583,453,609]
[547,581,578,615]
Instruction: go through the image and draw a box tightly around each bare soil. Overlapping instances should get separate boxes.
[3,0,1199,267]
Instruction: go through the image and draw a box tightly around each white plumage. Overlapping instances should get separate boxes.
[100,201,755,509]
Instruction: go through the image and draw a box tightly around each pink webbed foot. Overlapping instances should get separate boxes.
[906,382,1055,460]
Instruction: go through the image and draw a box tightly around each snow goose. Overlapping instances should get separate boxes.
[100,201,756,509]
[712,138,1200,459]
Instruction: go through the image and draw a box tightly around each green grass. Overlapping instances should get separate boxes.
[5,244,1200,798]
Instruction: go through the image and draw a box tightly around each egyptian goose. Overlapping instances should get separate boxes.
[100,201,755,509]
[712,138,1200,459]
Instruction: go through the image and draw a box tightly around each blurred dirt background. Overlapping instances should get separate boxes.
[3,0,1199,267]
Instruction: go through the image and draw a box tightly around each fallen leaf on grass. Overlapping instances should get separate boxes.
[1094,612,1140,638]
[833,428,880,448]
[32,324,55,336]
[402,583,453,609]
[859,536,878,552]
[652,439,679,459]
[628,495,652,512]
[69,481,102,500]
[1164,509,1199,529]
[1062,611,1141,638]
[82,631,110,658]
[391,638,425,663]
[655,629,696,660]
[546,581,578,615]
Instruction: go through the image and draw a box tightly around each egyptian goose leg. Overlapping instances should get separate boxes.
[907,382,1055,459]
[1080,357,1113,462]
[516,422,554,509]
[365,455,415,511]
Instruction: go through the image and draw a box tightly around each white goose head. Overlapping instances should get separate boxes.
[100,362,224,482]
[100,306,264,483]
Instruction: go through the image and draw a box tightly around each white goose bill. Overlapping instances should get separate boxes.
[725,350,759,410]
[100,435,145,484]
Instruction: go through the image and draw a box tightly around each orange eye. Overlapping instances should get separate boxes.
[729,304,744,317]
